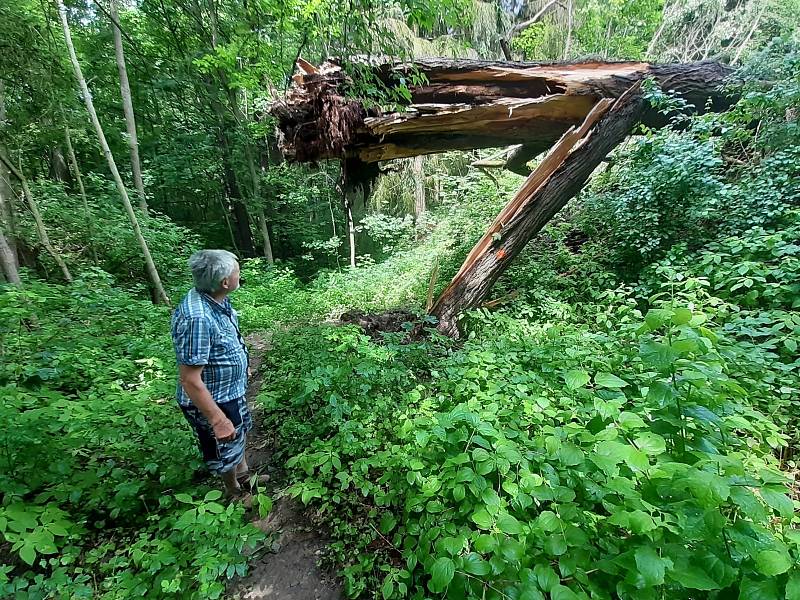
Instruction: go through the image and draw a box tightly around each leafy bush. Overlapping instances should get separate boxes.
[260,279,798,599]
[0,275,264,598]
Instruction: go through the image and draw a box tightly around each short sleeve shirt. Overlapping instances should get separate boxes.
[171,288,249,407]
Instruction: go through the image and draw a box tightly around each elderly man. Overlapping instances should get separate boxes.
[171,249,255,497]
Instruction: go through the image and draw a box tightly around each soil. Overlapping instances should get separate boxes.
[229,332,342,600]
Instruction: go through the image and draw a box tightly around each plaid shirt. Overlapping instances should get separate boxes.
[171,288,249,407]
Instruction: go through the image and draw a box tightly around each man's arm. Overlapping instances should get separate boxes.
[179,364,236,441]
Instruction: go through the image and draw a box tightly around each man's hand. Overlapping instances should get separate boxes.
[212,416,236,442]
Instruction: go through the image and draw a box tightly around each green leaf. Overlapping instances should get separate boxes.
[175,493,193,504]
[471,509,493,530]
[670,565,719,590]
[19,543,36,566]
[536,511,560,532]
[379,513,397,534]
[533,563,560,591]
[738,577,780,600]
[550,584,579,600]
[618,411,646,430]
[204,490,223,502]
[496,513,522,535]
[453,484,466,502]
[594,372,628,389]
[381,575,394,599]
[635,546,666,586]
[760,488,794,519]
[428,557,455,593]
[462,552,490,576]
[474,534,497,553]
[545,534,567,556]
[786,572,800,600]
[634,432,666,455]
[564,369,590,390]
[134,414,146,428]
[640,340,677,371]
[755,550,792,576]
[440,536,465,556]
[644,309,670,330]
[672,307,693,325]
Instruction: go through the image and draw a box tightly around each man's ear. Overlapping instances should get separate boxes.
[220,277,229,290]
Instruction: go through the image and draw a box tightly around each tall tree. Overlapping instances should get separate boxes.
[63,120,98,263]
[0,81,19,278]
[412,156,426,221]
[57,0,169,304]
[110,0,148,214]
[0,152,73,283]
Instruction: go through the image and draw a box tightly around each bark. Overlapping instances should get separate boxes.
[242,138,274,263]
[732,6,764,65]
[646,1,671,59]
[0,81,19,274]
[272,58,733,165]
[0,230,19,285]
[0,153,74,283]
[49,146,70,182]
[111,0,148,214]
[64,124,98,263]
[412,155,426,221]
[345,189,357,268]
[207,86,255,257]
[430,85,646,337]
[563,0,573,60]
[257,210,274,264]
[220,155,255,257]
[58,0,169,304]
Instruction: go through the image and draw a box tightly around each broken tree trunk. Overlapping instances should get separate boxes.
[429,85,645,337]
[272,58,732,167]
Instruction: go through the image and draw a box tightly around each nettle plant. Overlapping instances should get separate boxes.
[277,285,798,599]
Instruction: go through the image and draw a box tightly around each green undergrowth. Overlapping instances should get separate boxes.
[0,271,266,599]
[257,224,800,598]
[247,48,800,599]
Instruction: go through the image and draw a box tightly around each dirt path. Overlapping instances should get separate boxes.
[230,333,342,600]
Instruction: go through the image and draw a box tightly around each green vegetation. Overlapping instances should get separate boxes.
[1,0,798,598]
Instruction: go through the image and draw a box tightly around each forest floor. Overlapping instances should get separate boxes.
[230,333,342,600]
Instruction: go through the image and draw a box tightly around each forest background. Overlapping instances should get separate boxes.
[1,0,799,598]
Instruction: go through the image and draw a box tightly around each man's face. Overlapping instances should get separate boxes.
[221,262,241,293]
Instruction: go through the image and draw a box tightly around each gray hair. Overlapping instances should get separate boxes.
[188,249,238,293]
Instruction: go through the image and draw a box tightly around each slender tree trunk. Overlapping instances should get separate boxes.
[57,0,169,304]
[0,153,73,283]
[732,7,764,65]
[0,229,20,285]
[217,195,241,255]
[64,124,98,263]
[257,210,274,264]
[241,139,274,263]
[412,155,426,221]
[111,0,148,214]
[346,196,356,268]
[431,87,645,337]
[0,81,19,271]
[646,2,670,59]
[563,0,573,60]
[49,146,69,182]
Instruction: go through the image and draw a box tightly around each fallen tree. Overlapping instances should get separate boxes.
[271,58,732,172]
[271,58,734,338]
[429,84,644,337]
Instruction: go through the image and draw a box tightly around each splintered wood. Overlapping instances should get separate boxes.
[271,58,732,166]
[429,85,646,336]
